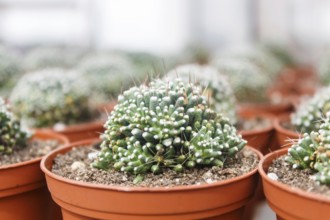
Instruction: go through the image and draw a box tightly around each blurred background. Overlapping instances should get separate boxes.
[0,0,329,64]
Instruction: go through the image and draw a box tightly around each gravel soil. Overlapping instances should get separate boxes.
[52,145,259,188]
[268,155,330,197]
[0,139,60,166]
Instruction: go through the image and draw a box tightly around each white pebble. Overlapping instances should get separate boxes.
[267,173,278,181]
[53,123,66,131]
[206,178,215,184]
[71,161,86,171]
[88,152,98,160]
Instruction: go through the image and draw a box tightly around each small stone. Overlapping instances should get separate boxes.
[71,161,86,171]
[205,178,214,184]
[53,123,66,131]
[267,172,278,180]
[243,149,253,157]
[88,152,98,160]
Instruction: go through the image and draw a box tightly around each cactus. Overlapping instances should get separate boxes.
[211,57,271,103]
[9,68,92,128]
[78,53,137,105]
[0,46,22,96]
[0,98,29,155]
[317,51,330,85]
[291,87,330,133]
[165,64,237,123]
[93,79,246,175]
[286,115,330,185]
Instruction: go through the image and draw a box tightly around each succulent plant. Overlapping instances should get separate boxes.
[165,64,237,123]
[211,57,271,103]
[93,79,246,175]
[0,46,22,96]
[78,53,137,105]
[291,87,330,133]
[261,43,295,67]
[286,115,330,185]
[9,68,92,128]
[0,98,29,155]
[223,46,284,78]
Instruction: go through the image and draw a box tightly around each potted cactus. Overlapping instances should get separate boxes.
[9,68,103,141]
[275,87,330,148]
[259,115,330,220]
[0,97,68,220]
[41,79,262,220]
[165,63,275,154]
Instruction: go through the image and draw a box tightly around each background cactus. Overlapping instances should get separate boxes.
[9,68,92,128]
[286,115,330,185]
[211,57,271,103]
[0,46,22,96]
[93,79,246,175]
[0,98,28,155]
[165,64,237,123]
[317,51,330,85]
[78,53,137,105]
[291,87,330,133]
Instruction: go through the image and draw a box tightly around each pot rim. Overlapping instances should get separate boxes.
[0,130,69,170]
[258,147,330,203]
[274,114,301,143]
[41,139,263,193]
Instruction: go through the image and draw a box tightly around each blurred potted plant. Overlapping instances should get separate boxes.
[9,68,103,142]
[259,116,330,220]
[0,97,68,220]
[275,87,329,148]
[165,63,275,154]
[41,79,262,220]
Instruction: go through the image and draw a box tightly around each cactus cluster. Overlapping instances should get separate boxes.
[286,115,330,185]
[165,64,237,123]
[93,79,246,175]
[0,98,28,155]
[78,53,136,105]
[291,87,330,133]
[9,68,92,128]
[211,57,271,103]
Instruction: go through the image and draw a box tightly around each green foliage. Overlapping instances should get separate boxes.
[165,64,237,123]
[212,57,271,103]
[10,68,92,128]
[286,116,330,185]
[0,46,22,96]
[291,87,330,133]
[93,79,246,175]
[0,98,28,155]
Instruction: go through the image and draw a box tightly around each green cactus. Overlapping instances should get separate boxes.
[165,64,237,123]
[291,87,330,133]
[317,51,330,85]
[9,68,92,128]
[286,115,330,185]
[78,53,137,105]
[0,46,22,96]
[211,57,271,103]
[93,79,246,175]
[0,98,29,155]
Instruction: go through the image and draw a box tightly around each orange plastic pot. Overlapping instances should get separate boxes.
[0,130,69,220]
[238,111,275,155]
[238,102,293,117]
[274,114,300,149]
[259,148,330,220]
[41,140,263,220]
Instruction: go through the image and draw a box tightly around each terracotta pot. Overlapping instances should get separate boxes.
[259,148,330,220]
[238,102,293,117]
[0,130,69,220]
[41,140,263,220]
[274,114,300,149]
[238,111,275,155]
